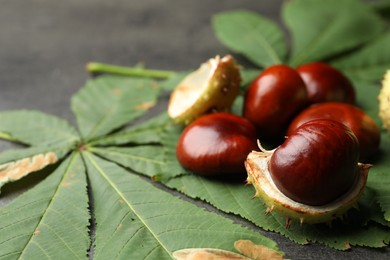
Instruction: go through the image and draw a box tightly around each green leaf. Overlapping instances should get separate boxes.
[0,139,75,191]
[0,110,79,146]
[212,10,287,67]
[164,172,390,250]
[240,69,260,91]
[159,122,189,180]
[91,117,187,182]
[367,133,390,221]
[359,187,390,227]
[0,153,90,259]
[0,111,78,189]
[90,146,166,179]
[0,143,72,165]
[71,75,160,141]
[348,76,390,223]
[164,174,309,245]
[352,80,382,124]
[0,151,58,191]
[89,113,170,146]
[283,0,384,66]
[159,71,188,91]
[332,32,390,82]
[83,152,281,259]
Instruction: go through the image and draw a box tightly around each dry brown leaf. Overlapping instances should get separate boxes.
[0,152,58,188]
[234,240,284,260]
[173,248,249,260]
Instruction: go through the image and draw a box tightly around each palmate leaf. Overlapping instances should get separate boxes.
[159,123,189,180]
[283,0,384,66]
[331,32,390,83]
[212,10,287,67]
[0,152,57,190]
[358,187,390,227]
[0,153,90,259]
[71,75,160,142]
[164,174,390,250]
[347,77,390,222]
[0,110,79,189]
[367,133,390,221]
[90,146,166,179]
[89,113,170,146]
[83,152,281,259]
[0,142,76,191]
[0,144,72,166]
[351,80,382,123]
[0,110,79,147]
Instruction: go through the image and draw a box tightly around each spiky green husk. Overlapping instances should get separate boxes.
[168,55,241,125]
[379,70,390,132]
[245,150,370,225]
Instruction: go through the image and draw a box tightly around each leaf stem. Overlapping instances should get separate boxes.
[0,132,18,142]
[86,62,175,79]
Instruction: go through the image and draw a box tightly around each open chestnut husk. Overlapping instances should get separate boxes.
[176,112,258,178]
[379,70,390,132]
[245,119,371,224]
[168,55,241,125]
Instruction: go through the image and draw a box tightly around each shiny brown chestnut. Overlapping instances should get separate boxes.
[176,112,258,177]
[270,119,360,206]
[246,119,370,223]
[296,62,355,105]
[287,102,381,160]
[243,64,307,140]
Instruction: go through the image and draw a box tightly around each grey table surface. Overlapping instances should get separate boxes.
[0,1,389,259]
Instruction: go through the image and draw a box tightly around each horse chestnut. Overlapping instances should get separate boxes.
[271,120,359,206]
[287,102,381,160]
[176,112,258,178]
[243,64,307,140]
[296,62,355,105]
[246,119,370,224]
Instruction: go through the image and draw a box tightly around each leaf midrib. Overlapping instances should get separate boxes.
[89,124,165,146]
[86,103,119,141]
[84,152,172,258]
[289,18,336,66]
[17,153,82,260]
[91,147,165,165]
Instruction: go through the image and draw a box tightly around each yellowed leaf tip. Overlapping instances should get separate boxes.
[344,242,351,250]
[234,240,285,260]
[0,152,58,186]
[135,101,156,110]
[173,248,247,260]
